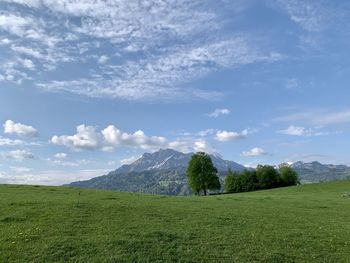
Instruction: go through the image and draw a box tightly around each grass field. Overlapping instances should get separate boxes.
[1,181,350,262]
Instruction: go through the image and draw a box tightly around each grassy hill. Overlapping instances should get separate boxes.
[1,181,350,262]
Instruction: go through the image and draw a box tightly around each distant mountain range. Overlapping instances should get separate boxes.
[291,161,350,183]
[68,149,350,195]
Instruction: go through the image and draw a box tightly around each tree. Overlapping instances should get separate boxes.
[279,164,299,186]
[186,152,221,195]
[224,169,239,193]
[225,169,258,193]
[240,170,258,192]
[256,165,280,189]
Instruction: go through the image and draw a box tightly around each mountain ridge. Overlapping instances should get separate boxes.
[67,149,350,195]
[116,148,245,173]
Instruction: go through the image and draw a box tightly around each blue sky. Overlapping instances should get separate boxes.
[0,0,350,185]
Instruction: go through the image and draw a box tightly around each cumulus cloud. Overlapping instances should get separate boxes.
[3,120,38,137]
[243,147,267,157]
[51,125,101,151]
[167,138,215,154]
[101,125,167,150]
[215,129,249,142]
[51,124,219,153]
[2,149,35,161]
[207,108,230,118]
[52,124,167,151]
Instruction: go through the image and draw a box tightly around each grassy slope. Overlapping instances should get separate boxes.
[0,181,350,262]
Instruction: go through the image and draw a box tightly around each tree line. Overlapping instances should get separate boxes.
[186,152,299,196]
[224,164,299,194]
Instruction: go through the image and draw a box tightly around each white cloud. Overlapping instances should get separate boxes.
[277,125,311,136]
[0,38,11,45]
[315,111,350,126]
[3,120,38,137]
[167,140,193,153]
[197,129,216,137]
[193,140,214,153]
[243,147,267,157]
[270,0,328,32]
[277,125,330,137]
[0,59,33,84]
[2,149,35,161]
[215,129,249,142]
[51,124,220,153]
[0,136,24,146]
[168,139,214,154]
[51,125,101,151]
[97,55,109,64]
[0,169,109,185]
[52,124,167,151]
[1,1,284,100]
[208,108,230,118]
[38,38,283,101]
[10,45,44,59]
[2,0,42,9]
[18,58,35,70]
[0,13,34,36]
[50,159,91,167]
[54,153,67,159]
[101,125,167,150]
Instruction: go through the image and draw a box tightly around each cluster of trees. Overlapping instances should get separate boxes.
[224,164,299,193]
[186,152,299,196]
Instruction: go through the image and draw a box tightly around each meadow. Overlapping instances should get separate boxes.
[1,181,350,262]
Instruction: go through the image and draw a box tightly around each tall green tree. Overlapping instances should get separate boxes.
[279,164,299,186]
[186,152,220,195]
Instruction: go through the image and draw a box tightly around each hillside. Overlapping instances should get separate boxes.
[68,149,350,195]
[68,149,245,195]
[292,161,350,183]
[116,149,245,173]
[1,181,350,262]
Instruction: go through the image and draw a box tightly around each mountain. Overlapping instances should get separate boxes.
[116,148,245,173]
[67,149,350,195]
[291,161,350,183]
[68,149,245,195]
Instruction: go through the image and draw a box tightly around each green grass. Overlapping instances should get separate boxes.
[0,181,350,262]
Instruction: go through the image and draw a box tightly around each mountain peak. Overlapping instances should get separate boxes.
[116,149,245,173]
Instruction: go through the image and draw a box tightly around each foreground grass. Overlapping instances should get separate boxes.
[0,181,350,262]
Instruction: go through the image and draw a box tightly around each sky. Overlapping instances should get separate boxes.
[0,0,350,185]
